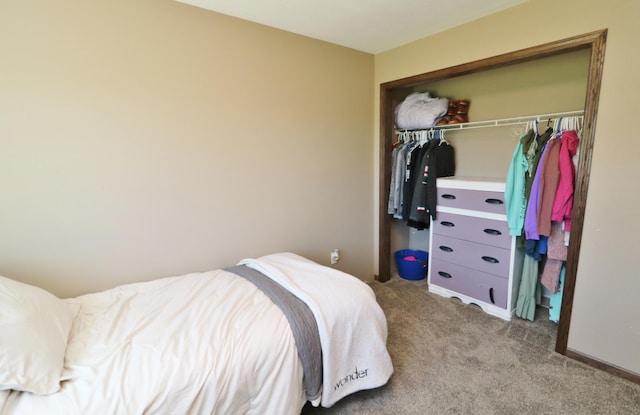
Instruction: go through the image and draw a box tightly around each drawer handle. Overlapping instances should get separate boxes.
[438,271,452,279]
[481,256,499,264]
[441,194,456,200]
[485,198,504,205]
[489,287,495,304]
[441,221,455,227]
[439,245,453,252]
[483,228,502,236]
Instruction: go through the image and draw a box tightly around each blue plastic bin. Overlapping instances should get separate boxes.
[395,249,429,280]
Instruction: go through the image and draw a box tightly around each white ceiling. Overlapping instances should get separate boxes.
[175,0,527,54]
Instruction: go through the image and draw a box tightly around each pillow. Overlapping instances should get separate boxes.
[0,276,76,395]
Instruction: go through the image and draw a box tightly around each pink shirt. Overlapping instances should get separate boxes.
[551,130,580,230]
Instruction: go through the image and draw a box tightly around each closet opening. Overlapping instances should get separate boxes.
[377,30,607,360]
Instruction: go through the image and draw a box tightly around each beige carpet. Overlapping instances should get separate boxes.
[302,276,640,414]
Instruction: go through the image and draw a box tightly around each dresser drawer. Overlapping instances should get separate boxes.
[431,234,511,278]
[429,258,509,309]
[437,187,506,215]
[432,211,511,249]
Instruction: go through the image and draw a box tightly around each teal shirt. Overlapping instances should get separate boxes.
[505,130,532,236]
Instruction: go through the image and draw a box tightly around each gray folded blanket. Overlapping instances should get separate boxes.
[225,265,323,402]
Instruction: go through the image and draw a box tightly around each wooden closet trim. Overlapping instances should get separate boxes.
[378,30,608,358]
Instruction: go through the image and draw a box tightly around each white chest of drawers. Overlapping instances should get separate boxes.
[427,177,524,321]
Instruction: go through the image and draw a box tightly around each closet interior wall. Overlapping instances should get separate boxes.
[378,30,608,363]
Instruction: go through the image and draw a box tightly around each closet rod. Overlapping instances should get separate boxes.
[397,110,584,133]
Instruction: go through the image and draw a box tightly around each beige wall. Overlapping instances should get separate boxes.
[374,0,640,375]
[0,0,374,297]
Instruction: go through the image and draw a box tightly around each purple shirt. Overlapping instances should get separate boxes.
[524,142,550,240]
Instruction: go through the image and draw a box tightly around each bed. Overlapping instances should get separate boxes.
[0,252,393,414]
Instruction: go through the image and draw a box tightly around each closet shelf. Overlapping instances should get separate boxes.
[396,110,584,133]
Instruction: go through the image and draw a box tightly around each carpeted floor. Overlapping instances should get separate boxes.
[301,276,640,415]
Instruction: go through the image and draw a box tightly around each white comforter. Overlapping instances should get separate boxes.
[240,253,394,408]
[1,269,306,415]
[0,253,393,414]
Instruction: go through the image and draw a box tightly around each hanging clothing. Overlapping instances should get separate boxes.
[549,266,566,323]
[387,145,401,216]
[516,127,552,250]
[517,128,567,320]
[515,254,541,321]
[388,143,409,219]
[426,139,455,220]
[402,141,430,227]
[525,127,553,199]
[541,221,568,293]
[505,129,533,236]
[407,142,433,229]
[541,259,563,293]
[525,235,548,261]
[407,137,455,229]
[524,140,551,241]
[514,123,580,323]
[551,130,580,231]
[401,142,426,221]
[537,137,562,237]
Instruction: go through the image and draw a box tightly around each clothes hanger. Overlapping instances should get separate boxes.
[553,117,564,138]
[524,120,533,135]
[393,131,402,148]
[439,129,449,146]
[415,130,425,146]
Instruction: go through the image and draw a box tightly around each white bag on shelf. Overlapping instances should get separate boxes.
[395,92,448,130]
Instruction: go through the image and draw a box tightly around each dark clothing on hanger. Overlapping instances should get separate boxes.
[427,141,455,220]
[525,127,553,199]
[407,143,433,229]
[407,139,455,229]
[401,142,430,222]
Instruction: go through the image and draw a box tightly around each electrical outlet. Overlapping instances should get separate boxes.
[330,249,340,264]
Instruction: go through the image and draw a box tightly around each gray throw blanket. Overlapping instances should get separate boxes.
[225,265,323,402]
